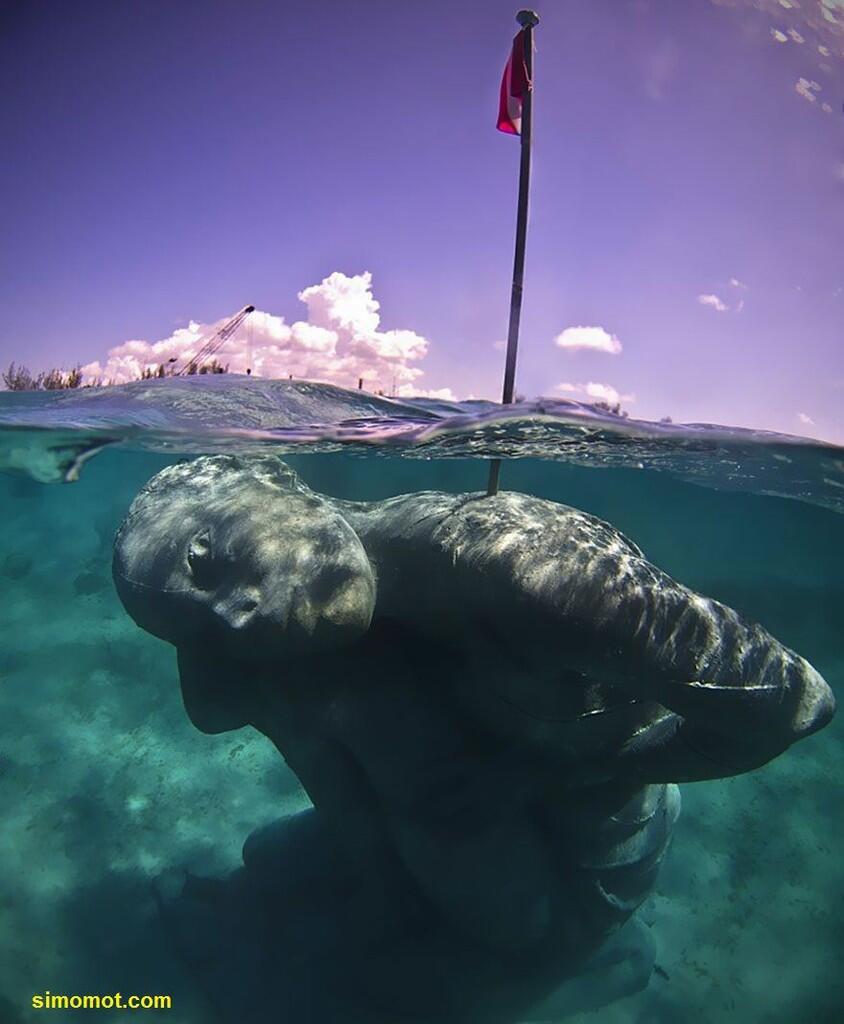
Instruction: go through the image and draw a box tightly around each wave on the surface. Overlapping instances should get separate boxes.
[0,376,841,511]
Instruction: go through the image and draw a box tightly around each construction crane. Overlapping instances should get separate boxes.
[173,304,255,376]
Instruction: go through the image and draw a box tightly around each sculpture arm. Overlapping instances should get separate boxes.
[498,513,836,781]
[350,492,835,782]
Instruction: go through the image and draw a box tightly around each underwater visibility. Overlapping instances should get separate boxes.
[0,378,842,1024]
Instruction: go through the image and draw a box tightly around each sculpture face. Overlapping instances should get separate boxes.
[113,457,376,664]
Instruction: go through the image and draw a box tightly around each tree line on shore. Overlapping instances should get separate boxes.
[2,359,228,391]
[1,362,647,418]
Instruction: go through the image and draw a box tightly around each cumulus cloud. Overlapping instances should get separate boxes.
[82,271,438,394]
[697,293,728,313]
[397,385,458,402]
[585,381,635,405]
[797,412,815,425]
[771,28,788,42]
[556,381,635,406]
[555,326,623,355]
[729,277,748,290]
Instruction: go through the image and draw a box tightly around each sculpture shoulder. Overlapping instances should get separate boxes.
[343,490,646,566]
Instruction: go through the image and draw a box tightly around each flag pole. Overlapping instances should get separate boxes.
[487,9,539,497]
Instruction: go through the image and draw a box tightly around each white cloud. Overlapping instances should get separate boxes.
[795,78,821,103]
[798,412,815,425]
[771,28,788,42]
[585,381,635,405]
[298,273,378,335]
[492,339,507,351]
[556,381,635,406]
[82,271,437,394]
[555,325,623,355]
[787,28,805,43]
[729,277,748,290]
[397,385,459,402]
[820,0,841,24]
[697,293,728,313]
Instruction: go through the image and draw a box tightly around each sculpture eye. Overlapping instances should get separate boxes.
[187,532,218,590]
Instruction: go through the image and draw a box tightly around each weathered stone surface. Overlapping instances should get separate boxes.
[113,455,835,1023]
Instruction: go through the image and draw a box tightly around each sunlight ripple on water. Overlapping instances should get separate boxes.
[0,377,842,511]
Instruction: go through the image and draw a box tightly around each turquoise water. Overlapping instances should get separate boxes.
[0,382,841,1023]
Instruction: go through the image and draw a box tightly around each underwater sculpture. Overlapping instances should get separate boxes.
[113,455,835,1023]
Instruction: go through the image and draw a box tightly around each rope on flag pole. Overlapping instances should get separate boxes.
[487,9,539,497]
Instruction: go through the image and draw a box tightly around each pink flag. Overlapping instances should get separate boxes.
[497,29,531,135]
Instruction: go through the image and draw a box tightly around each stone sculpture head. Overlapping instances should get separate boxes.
[113,456,376,731]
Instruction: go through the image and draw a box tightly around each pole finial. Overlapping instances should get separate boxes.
[516,9,540,28]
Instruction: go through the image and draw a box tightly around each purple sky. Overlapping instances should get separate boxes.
[1,0,842,440]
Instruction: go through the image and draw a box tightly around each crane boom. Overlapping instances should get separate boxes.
[174,305,255,375]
